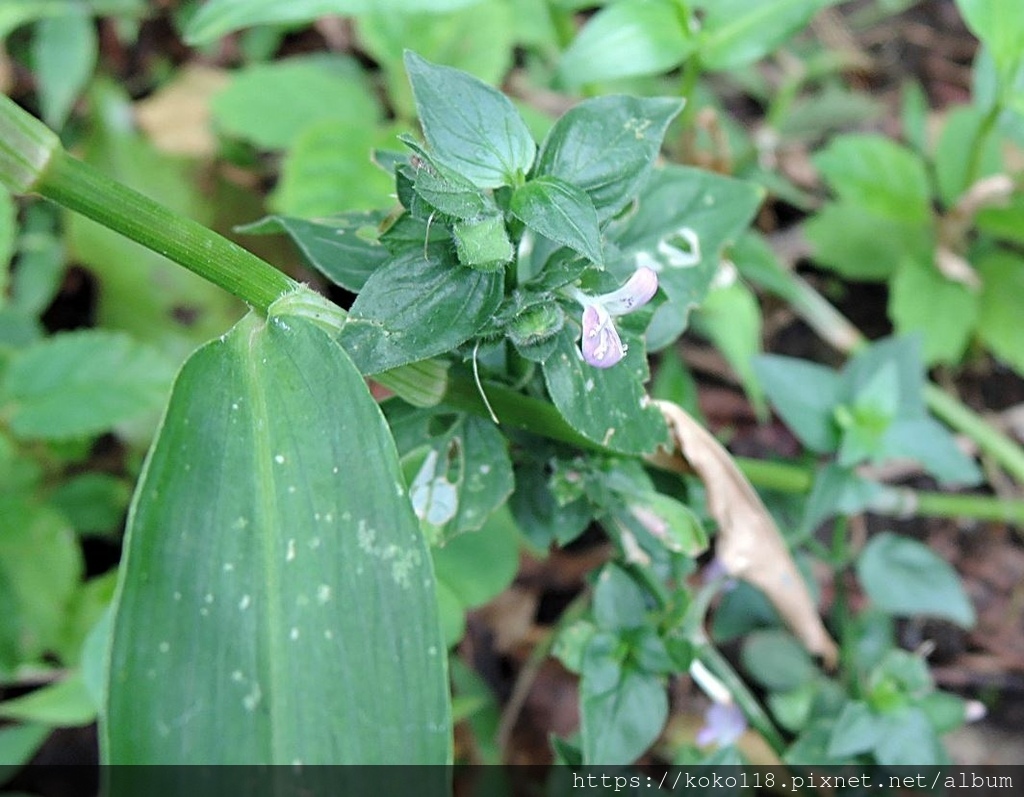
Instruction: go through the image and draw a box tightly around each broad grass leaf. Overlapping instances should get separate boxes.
[105,313,450,763]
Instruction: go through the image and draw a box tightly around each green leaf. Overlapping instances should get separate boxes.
[535,95,683,221]
[919,690,968,733]
[389,406,514,541]
[698,0,841,71]
[0,723,49,780]
[0,189,14,303]
[841,335,926,420]
[431,504,519,609]
[271,120,396,217]
[882,416,982,486]
[106,313,451,763]
[48,472,131,536]
[10,203,64,317]
[511,176,603,264]
[0,499,81,669]
[872,707,946,766]
[609,165,763,315]
[956,0,1024,73]
[581,665,667,765]
[837,360,901,467]
[740,629,817,692]
[408,150,498,222]
[977,249,1024,375]
[976,191,1024,245]
[802,464,882,532]
[32,10,97,129]
[622,492,707,556]
[241,212,389,293]
[934,106,1002,207]
[813,135,931,224]
[0,675,95,727]
[0,330,175,441]
[804,202,931,281]
[593,563,648,631]
[210,56,380,150]
[768,682,816,732]
[753,355,841,453]
[856,532,975,628]
[184,0,483,44]
[404,51,535,189]
[827,700,880,758]
[542,328,668,456]
[558,0,695,86]
[509,461,591,550]
[338,246,504,374]
[889,257,979,364]
[692,278,765,417]
[356,1,515,119]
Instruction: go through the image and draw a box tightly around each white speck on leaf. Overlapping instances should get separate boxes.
[286,538,296,562]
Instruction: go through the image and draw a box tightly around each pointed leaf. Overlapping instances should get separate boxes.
[856,532,975,628]
[511,176,603,264]
[536,96,683,221]
[543,328,668,456]
[404,51,535,188]
[338,246,504,374]
[1,330,175,441]
[753,355,842,453]
[106,313,451,763]
[241,212,389,293]
[609,165,763,315]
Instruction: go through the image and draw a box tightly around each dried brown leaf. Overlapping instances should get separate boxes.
[653,400,838,668]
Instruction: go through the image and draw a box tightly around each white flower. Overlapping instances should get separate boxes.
[575,267,658,369]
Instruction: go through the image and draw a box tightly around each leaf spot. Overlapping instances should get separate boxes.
[286,538,296,562]
[317,584,331,604]
[158,641,170,653]
[274,454,286,465]
[239,594,251,610]
[290,627,300,641]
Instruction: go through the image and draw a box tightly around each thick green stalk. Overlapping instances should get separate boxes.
[0,92,297,312]
[35,151,298,312]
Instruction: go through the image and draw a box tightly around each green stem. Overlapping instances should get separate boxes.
[34,151,298,313]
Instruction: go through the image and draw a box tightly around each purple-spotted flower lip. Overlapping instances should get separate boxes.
[572,267,659,369]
